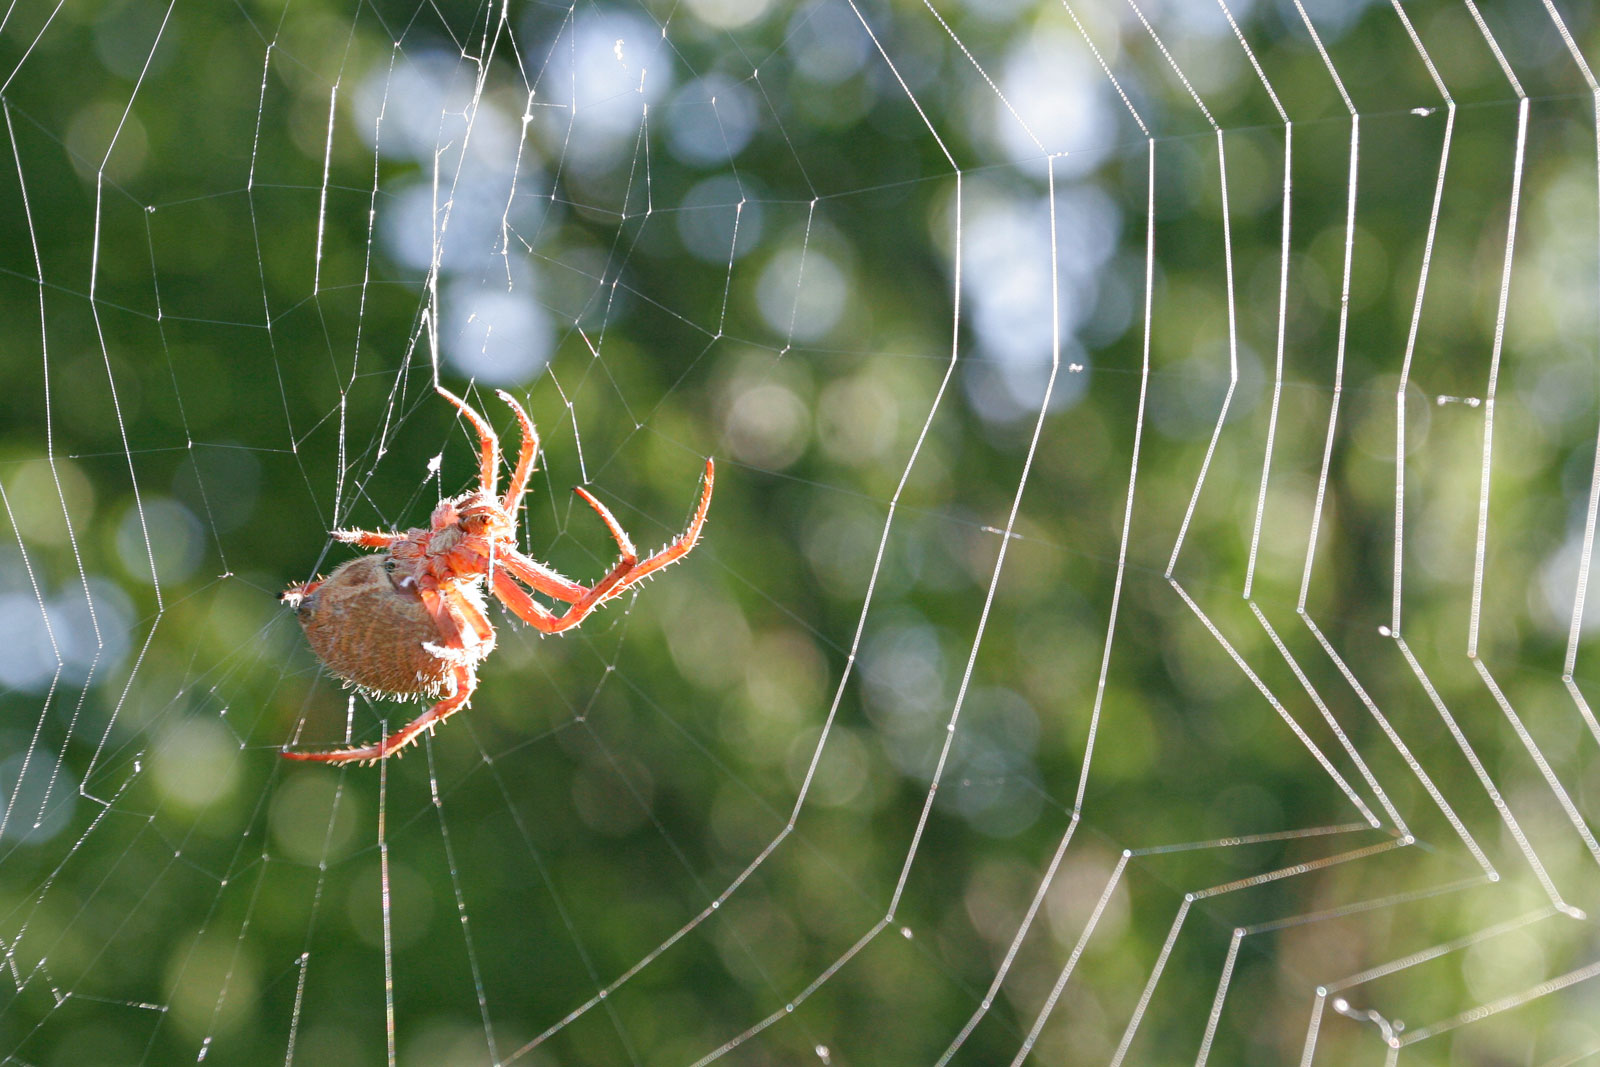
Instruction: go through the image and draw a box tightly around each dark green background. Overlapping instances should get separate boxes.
[3,1,1600,1064]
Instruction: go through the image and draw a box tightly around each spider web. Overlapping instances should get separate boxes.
[2,0,1600,1064]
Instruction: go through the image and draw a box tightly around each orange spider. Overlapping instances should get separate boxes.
[281,384,714,764]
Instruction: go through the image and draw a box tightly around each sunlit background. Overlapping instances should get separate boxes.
[3,0,1600,1063]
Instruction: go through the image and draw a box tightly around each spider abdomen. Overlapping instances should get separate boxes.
[292,555,475,699]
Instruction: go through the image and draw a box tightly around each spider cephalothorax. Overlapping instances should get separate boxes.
[282,384,714,764]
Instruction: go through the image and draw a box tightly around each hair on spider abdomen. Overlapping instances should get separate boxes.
[286,555,492,699]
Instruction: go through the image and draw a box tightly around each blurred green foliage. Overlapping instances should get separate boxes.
[2,1,1600,1064]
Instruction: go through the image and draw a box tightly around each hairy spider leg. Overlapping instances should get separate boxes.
[599,458,715,596]
[572,486,640,560]
[485,547,583,603]
[280,577,322,603]
[330,529,403,548]
[437,582,495,648]
[494,389,539,515]
[481,482,643,615]
[413,581,487,651]
[488,570,564,629]
[489,564,634,635]
[436,384,501,496]
[282,663,477,764]
[485,459,716,634]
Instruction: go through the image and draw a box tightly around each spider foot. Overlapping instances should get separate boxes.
[279,578,322,609]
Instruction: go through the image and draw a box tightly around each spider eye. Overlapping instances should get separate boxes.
[383,558,397,573]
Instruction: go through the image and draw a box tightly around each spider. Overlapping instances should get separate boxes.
[281,384,714,764]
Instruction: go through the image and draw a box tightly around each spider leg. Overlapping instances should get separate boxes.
[497,546,588,604]
[416,583,468,649]
[331,528,402,548]
[436,384,501,497]
[490,568,562,629]
[414,579,498,665]
[487,460,714,633]
[495,389,540,516]
[279,577,322,607]
[502,483,642,611]
[594,457,714,600]
[573,486,639,562]
[282,663,477,764]
[438,582,495,649]
[490,563,630,635]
